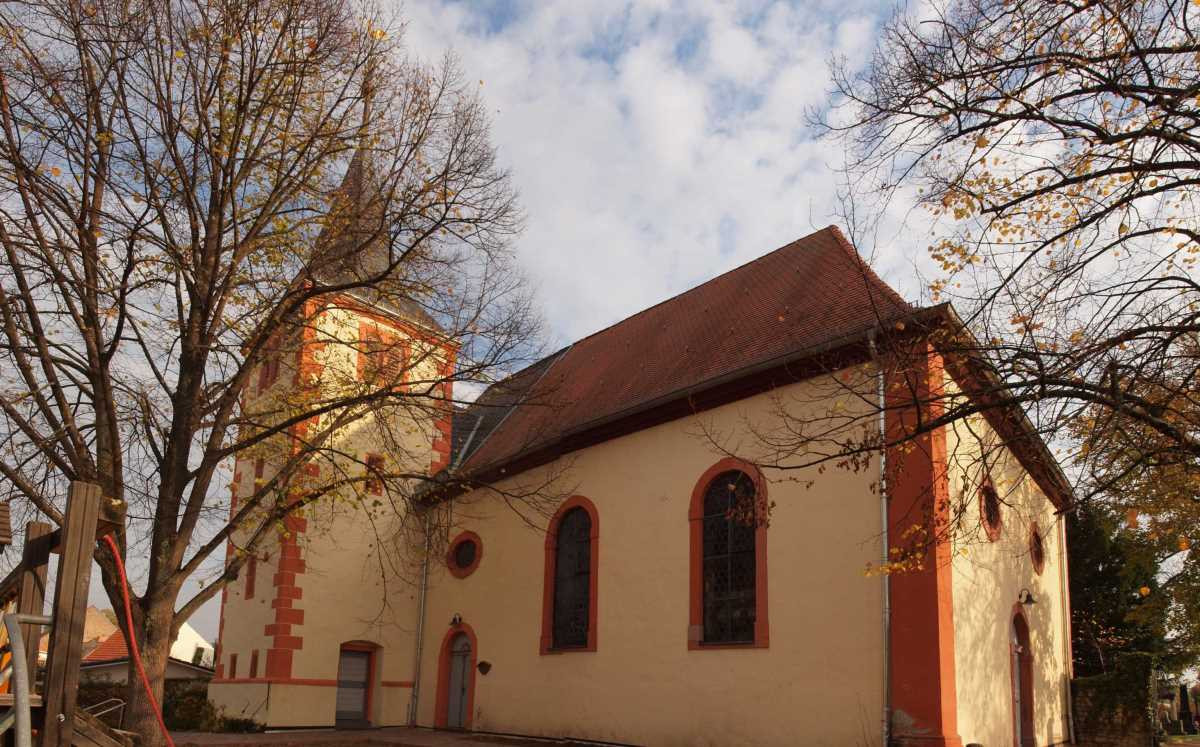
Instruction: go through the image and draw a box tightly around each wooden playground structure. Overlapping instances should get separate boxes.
[0,481,134,746]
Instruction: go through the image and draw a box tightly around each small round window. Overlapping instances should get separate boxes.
[1030,523,1046,575]
[447,531,482,578]
[979,478,1002,541]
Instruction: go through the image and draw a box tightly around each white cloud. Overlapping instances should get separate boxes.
[398,0,929,349]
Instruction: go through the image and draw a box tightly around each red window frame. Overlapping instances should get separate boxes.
[249,649,259,679]
[228,653,238,679]
[447,531,483,578]
[539,496,599,654]
[1029,522,1046,575]
[688,457,769,650]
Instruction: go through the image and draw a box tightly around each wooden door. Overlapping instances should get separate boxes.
[446,633,472,729]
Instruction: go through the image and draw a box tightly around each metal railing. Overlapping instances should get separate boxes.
[2,612,53,747]
[83,697,126,722]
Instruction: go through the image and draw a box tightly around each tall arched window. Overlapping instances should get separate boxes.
[540,496,599,654]
[689,458,769,649]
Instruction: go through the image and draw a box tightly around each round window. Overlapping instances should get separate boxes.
[979,478,1002,541]
[447,531,482,578]
[454,539,477,569]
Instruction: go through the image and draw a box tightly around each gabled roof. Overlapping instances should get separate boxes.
[82,630,130,662]
[451,225,911,475]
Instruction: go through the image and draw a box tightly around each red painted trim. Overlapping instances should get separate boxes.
[339,641,378,725]
[249,650,259,679]
[382,680,414,688]
[1010,604,1035,747]
[434,623,477,729]
[886,344,963,747]
[687,458,769,650]
[265,512,308,679]
[213,676,337,686]
[539,496,600,654]
[447,531,483,579]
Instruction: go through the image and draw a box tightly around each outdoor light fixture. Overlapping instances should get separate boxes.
[1017,588,1036,606]
[450,613,463,626]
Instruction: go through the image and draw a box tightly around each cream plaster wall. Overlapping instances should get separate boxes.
[211,304,442,727]
[945,375,1072,747]
[412,374,888,747]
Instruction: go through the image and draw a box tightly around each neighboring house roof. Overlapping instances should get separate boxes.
[81,631,214,676]
[451,225,910,475]
[83,630,131,663]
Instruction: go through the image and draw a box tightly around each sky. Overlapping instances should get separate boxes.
[152,0,928,641]
[400,0,926,348]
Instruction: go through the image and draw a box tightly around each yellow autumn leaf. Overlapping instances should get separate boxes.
[1180,537,1192,551]
[1118,223,1129,235]
[975,135,990,148]
[174,50,184,59]
[51,166,61,176]
[1139,586,1151,597]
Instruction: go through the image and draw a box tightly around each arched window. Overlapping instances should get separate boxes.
[1029,523,1046,575]
[689,458,769,649]
[540,497,599,654]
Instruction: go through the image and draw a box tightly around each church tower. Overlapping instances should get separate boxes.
[209,80,456,726]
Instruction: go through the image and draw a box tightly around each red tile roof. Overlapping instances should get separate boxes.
[455,225,910,475]
[82,630,129,663]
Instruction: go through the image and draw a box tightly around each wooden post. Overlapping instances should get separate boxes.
[17,522,52,682]
[40,481,101,747]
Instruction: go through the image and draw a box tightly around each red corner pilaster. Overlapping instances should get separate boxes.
[886,343,962,747]
[264,510,308,679]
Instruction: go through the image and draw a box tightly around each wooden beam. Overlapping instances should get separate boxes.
[17,522,52,683]
[40,481,101,747]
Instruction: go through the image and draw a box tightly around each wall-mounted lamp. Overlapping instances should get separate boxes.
[450,613,463,626]
[477,660,492,675]
[1017,588,1036,606]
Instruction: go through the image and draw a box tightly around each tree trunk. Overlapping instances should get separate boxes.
[122,600,174,747]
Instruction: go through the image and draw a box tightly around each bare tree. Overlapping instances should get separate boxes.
[0,0,543,741]
[727,0,1200,528]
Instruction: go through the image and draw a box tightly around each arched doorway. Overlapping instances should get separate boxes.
[335,641,377,729]
[434,623,477,730]
[1011,610,1034,747]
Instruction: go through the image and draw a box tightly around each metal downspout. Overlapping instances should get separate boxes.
[868,331,891,747]
[408,512,432,726]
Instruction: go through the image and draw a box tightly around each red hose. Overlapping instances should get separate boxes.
[101,534,176,747]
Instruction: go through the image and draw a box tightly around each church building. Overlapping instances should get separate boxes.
[210,225,1075,747]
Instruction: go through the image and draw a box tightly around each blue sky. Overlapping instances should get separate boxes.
[173,0,929,640]
[401,0,928,348]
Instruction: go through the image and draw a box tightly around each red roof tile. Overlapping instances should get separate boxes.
[83,630,129,662]
[456,225,910,475]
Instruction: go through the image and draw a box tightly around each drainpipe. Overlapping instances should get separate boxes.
[408,511,432,726]
[868,330,891,747]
